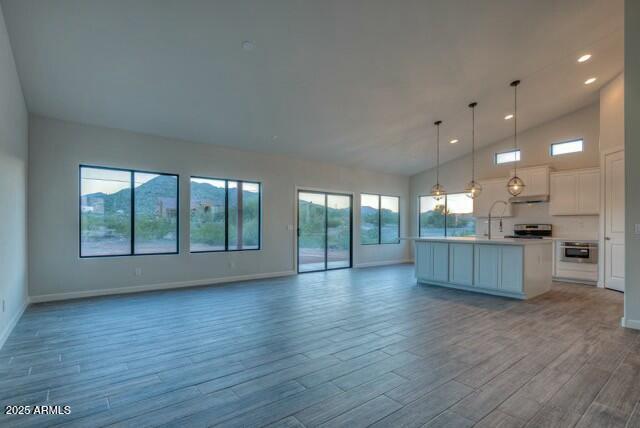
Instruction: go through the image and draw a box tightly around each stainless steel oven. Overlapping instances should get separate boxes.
[560,241,598,264]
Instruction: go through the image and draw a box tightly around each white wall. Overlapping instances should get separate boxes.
[27,116,411,300]
[0,3,28,347]
[624,0,640,328]
[410,104,601,239]
[600,74,624,152]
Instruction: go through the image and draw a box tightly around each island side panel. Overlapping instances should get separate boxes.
[499,246,524,293]
[522,242,553,298]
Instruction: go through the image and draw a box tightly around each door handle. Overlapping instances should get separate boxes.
[605,237,611,240]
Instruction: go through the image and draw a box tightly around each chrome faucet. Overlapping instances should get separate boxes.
[487,200,508,240]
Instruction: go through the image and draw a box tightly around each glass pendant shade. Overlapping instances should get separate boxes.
[507,175,525,196]
[465,180,483,199]
[431,183,446,201]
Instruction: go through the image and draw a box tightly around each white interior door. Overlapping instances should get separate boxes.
[604,150,625,292]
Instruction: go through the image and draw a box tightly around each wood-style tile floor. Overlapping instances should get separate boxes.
[1,264,639,427]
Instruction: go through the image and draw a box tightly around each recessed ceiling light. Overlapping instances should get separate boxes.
[242,41,255,51]
[272,135,278,141]
[578,54,592,63]
[584,77,597,85]
[504,114,514,120]
[449,139,458,144]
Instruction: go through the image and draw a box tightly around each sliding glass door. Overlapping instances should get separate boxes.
[298,191,352,273]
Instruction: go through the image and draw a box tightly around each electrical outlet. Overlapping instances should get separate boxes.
[135,268,142,277]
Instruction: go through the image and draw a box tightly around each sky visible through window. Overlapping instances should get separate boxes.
[551,139,583,156]
[495,149,521,164]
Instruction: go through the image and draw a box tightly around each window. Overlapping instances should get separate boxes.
[190,178,226,251]
[190,177,261,252]
[495,149,521,164]
[418,196,445,237]
[80,167,132,256]
[444,193,475,237]
[360,194,379,244]
[419,193,475,237]
[360,194,400,245]
[80,166,178,257]
[380,196,400,244]
[551,139,583,156]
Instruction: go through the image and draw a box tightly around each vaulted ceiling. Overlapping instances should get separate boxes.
[1,0,623,175]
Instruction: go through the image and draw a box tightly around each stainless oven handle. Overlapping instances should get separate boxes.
[559,246,597,250]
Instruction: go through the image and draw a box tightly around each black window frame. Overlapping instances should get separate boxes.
[79,164,180,258]
[360,193,401,245]
[190,176,262,253]
[549,138,584,157]
[418,193,475,238]
[494,149,521,165]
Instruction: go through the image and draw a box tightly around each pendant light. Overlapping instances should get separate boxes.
[507,80,525,196]
[431,120,446,201]
[465,102,482,199]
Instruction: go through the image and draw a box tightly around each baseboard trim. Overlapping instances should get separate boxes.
[355,259,414,268]
[0,298,29,351]
[552,277,597,286]
[29,270,296,303]
[621,317,640,330]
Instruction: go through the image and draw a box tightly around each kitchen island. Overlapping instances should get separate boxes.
[408,237,552,299]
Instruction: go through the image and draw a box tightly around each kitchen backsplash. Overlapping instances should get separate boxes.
[475,202,599,240]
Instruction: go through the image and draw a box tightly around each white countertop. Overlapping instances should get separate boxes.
[403,236,553,246]
[547,237,598,243]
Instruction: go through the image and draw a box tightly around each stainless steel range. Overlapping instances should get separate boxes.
[505,224,553,239]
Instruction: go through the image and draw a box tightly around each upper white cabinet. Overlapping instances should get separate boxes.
[510,165,550,196]
[549,168,600,215]
[473,178,513,218]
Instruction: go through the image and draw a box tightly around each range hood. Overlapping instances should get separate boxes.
[508,194,549,204]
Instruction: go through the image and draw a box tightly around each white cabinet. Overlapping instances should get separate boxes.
[510,165,550,196]
[549,168,600,215]
[474,245,523,291]
[415,241,434,281]
[473,178,513,218]
[432,243,449,283]
[577,170,600,214]
[500,246,523,292]
[415,241,448,283]
[474,245,500,289]
[549,173,577,214]
[449,244,474,286]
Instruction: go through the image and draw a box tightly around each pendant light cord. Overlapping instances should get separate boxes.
[437,124,439,184]
[434,120,442,185]
[511,80,520,176]
[470,103,476,181]
[514,83,517,176]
